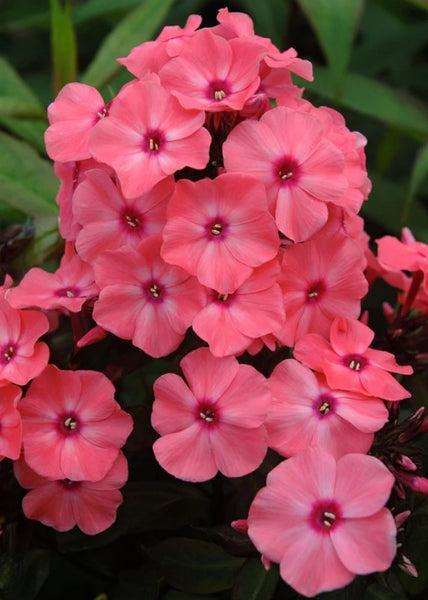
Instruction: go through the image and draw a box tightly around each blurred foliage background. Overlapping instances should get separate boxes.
[0,1,428,599]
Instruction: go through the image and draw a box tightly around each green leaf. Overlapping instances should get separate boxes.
[304,66,428,140]
[162,593,217,600]
[238,0,289,49]
[296,0,364,93]
[73,0,143,24]
[232,559,279,600]
[0,58,46,120]
[81,0,175,91]
[402,142,428,220]
[13,216,62,270]
[50,0,77,94]
[0,118,47,154]
[5,550,51,600]
[150,538,245,594]
[0,132,58,217]
[363,172,428,241]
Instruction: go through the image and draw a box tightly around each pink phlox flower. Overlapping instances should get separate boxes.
[223,105,348,242]
[118,14,202,78]
[19,364,133,482]
[294,316,413,401]
[247,449,397,597]
[45,83,109,162]
[151,347,271,482]
[14,450,128,535]
[0,291,49,387]
[54,158,111,241]
[161,173,280,294]
[377,230,428,294]
[7,242,98,313]
[93,234,207,358]
[73,168,173,263]
[89,79,211,198]
[159,29,264,113]
[274,230,368,346]
[267,359,388,459]
[192,260,285,357]
[0,383,22,460]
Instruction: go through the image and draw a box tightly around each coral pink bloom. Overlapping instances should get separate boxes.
[19,365,133,482]
[14,451,128,535]
[151,348,270,482]
[159,30,263,112]
[73,168,173,263]
[223,106,347,242]
[118,14,202,78]
[294,317,413,401]
[45,83,108,162]
[247,449,397,597]
[53,159,109,241]
[161,174,279,294]
[275,231,368,345]
[0,384,22,460]
[377,230,428,293]
[0,293,49,387]
[192,260,285,357]
[7,242,97,313]
[89,79,211,198]
[93,234,206,358]
[267,359,388,459]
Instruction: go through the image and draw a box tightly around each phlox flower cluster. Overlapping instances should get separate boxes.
[1,7,427,598]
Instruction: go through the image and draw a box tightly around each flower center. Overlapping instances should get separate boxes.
[310,500,342,533]
[59,479,81,490]
[149,283,161,298]
[306,280,326,303]
[64,416,78,430]
[210,223,223,236]
[2,345,15,362]
[56,287,80,298]
[122,208,143,233]
[144,130,163,153]
[217,293,229,302]
[313,393,335,419]
[199,408,216,422]
[214,89,226,101]
[208,80,230,101]
[344,354,366,371]
[276,156,300,185]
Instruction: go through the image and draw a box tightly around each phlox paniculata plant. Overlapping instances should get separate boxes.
[1,7,428,599]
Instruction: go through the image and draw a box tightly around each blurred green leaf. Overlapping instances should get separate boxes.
[232,558,278,600]
[50,0,77,94]
[238,0,289,49]
[364,172,428,241]
[0,119,47,154]
[162,593,217,600]
[0,132,58,217]
[403,142,428,220]
[73,0,144,24]
[305,66,428,140]
[150,537,245,594]
[296,0,364,93]
[13,216,62,270]
[0,58,46,119]
[405,0,428,10]
[81,0,175,90]
[5,549,50,600]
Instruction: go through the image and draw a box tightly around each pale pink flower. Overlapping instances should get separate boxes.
[0,288,49,387]
[223,106,348,242]
[89,79,211,198]
[7,242,97,313]
[159,29,264,112]
[267,359,388,458]
[118,14,202,78]
[294,317,413,401]
[73,168,173,263]
[19,364,133,482]
[192,260,285,356]
[151,348,270,482]
[247,449,397,597]
[45,83,109,162]
[93,234,207,358]
[275,230,368,345]
[377,230,428,294]
[0,383,22,460]
[161,174,280,294]
[14,451,128,535]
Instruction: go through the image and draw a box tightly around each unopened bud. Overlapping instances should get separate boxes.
[230,519,248,533]
[398,553,418,578]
